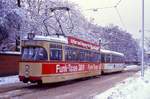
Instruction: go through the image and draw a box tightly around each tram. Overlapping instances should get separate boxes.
[100,49,125,73]
[19,34,102,84]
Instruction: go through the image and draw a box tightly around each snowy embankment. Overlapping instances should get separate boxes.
[95,66,150,99]
[0,75,19,85]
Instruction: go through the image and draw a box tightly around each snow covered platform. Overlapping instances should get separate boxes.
[95,66,150,99]
[124,65,140,71]
[0,75,19,85]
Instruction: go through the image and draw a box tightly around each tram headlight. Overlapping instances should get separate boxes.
[25,70,29,75]
[25,69,30,77]
[25,65,30,69]
[25,65,30,77]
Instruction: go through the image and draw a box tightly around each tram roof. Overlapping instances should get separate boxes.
[0,51,21,55]
[23,35,68,44]
[23,34,100,50]
[100,49,124,56]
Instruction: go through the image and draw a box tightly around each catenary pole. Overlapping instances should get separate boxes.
[141,0,144,77]
[17,0,21,7]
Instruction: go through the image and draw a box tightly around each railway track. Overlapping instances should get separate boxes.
[0,69,139,99]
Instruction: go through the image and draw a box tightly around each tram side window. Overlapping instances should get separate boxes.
[65,46,79,61]
[98,54,101,62]
[117,56,124,63]
[65,47,70,61]
[85,50,90,62]
[96,52,100,62]
[112,55,118,62]
[101,54,105,62]
[111,55,124,63]
[72,48,79,61]
[105,54,111,63]
[50,44,62,61]
[120,57,124,62]
[90,52,99,62]
[65,46,100,62]
[79,50,86,61]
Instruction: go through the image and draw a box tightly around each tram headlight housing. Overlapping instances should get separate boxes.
[25,65,30,77]
[25,65,29,69]
[28,33,35,40]
[25,70,29,75]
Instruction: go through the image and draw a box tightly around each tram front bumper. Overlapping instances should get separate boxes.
[19,76,41,83]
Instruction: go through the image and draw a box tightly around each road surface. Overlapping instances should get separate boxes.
[0,69,139,99]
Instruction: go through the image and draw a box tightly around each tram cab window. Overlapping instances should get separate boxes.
[50,44,62,61]
[22,47,48,61]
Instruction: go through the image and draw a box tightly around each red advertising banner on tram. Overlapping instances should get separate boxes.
[42,63,101,74]
[68,36,100,51]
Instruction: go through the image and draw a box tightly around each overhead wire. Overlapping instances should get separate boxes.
[86,6,114,11]
[67,10,74,33]
[85,0,127,30]
[114,0,127,30]
[114,7,127,29]
[114,0,122,7]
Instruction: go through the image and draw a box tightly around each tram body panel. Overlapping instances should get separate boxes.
[41,62,102,83]
[102,63,124,73]
[100,49,125,73]
[19,62,102,83]
[19,62,42,77]
[41,70,101,83]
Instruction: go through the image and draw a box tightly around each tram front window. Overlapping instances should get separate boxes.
[22,47,48,61]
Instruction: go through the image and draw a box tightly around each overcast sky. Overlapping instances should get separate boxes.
[68,0,150,39]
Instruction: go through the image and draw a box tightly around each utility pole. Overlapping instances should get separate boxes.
[17,0,21,7]
[16,0,21,51]
[141,0,144,77]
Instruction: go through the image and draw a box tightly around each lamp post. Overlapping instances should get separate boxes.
[17,0,21,7]
[141,0,144,77]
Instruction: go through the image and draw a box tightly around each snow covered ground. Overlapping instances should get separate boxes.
[95,66,150,99]
[0,65,139,85]
[0,65,147,99]
[0,75,19,85]
[124,65,140,71]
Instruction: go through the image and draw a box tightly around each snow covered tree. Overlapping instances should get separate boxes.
[0,0,140,63]
[89,24,140,62]
[0,0,22,51]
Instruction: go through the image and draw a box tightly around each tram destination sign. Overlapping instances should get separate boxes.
[68,36,100,51]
